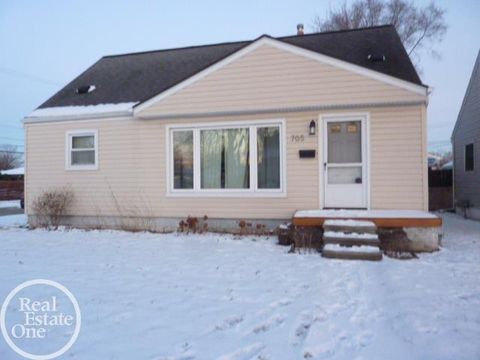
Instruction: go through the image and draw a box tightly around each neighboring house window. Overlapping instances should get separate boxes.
[169,120,285,196]
[465,143,474,171]
[66,130,98,170]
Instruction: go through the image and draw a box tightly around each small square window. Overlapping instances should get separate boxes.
[67,131,98,170]
[465,143,474,172]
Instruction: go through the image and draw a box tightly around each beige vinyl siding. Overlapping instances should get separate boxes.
[25,104,426,219]
[25,113,318,219]
[138,43,425,118]
[369,105,426,210]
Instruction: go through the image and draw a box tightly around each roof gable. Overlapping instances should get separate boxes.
[135,35,426,114]
[136,40,426,118]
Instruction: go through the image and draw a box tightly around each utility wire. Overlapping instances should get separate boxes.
[0,66,62,87]
[0,136,24,141]
[0,123,22,129]
[0,145,25,148]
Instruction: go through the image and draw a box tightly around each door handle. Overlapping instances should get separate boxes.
[324,162,327,170]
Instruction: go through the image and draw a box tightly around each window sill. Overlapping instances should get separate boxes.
[166,190,287,198]
[65,165,98,171]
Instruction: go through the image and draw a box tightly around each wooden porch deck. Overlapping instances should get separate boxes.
[292,209,442,228]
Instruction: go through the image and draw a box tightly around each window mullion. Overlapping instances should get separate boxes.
[69,135,73,166]
[194,129,201,191]
[250,126,257,192]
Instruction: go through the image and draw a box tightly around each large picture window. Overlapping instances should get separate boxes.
[169,121,284,196]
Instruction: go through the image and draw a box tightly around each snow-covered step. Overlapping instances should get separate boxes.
[322,243,383,261]
[323,219,377,234]
[323,231,380,247]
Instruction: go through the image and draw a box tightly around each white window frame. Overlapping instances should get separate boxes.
[65,130,98,170]
[166,119,286,197]
[465,143,474,172]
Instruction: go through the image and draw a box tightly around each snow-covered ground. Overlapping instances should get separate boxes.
[0,213,479,359]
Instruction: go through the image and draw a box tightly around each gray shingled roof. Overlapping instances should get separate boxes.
[39,25,423,109]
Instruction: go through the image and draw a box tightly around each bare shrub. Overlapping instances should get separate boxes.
[238,221,270,235]
[277,223,294,246]
[292,227,323,254]
[32,187,74,229]
[106,183,158,232]
[178,215,208,234]
[238,220,252,235]
[255,223,268,236]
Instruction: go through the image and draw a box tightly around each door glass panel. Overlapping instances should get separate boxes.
[327,121,361,163]
[328,167,362,184]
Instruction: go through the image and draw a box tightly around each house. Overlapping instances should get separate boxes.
[23,25,435,239]
[451,50,480,220]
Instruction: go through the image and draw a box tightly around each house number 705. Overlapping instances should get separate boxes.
[290,135,305,143]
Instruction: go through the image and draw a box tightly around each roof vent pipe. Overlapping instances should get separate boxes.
[297,24,304,36]
[75,85,96,94]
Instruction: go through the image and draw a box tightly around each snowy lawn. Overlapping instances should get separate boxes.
[0,213,479,359]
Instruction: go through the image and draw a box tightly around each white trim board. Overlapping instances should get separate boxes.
[24,114,134,125]
[24,102,138,123]
[137,100,425,121]
[23,100,425,126]
[135,36,427,115]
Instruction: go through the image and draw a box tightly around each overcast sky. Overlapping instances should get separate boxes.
[1,0,479,155]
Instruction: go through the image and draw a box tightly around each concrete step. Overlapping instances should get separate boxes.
[322,243,383,261]
[323,231,380,247]
[323,219,377,234]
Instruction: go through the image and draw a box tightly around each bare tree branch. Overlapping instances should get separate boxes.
[0,145,22,170]
[313,0,447,67]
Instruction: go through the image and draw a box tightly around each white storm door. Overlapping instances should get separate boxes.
[323,118,367,208]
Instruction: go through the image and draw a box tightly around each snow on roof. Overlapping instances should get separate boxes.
[27,102,138,118]
[441,161,453,170]
[1,167,24,175]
